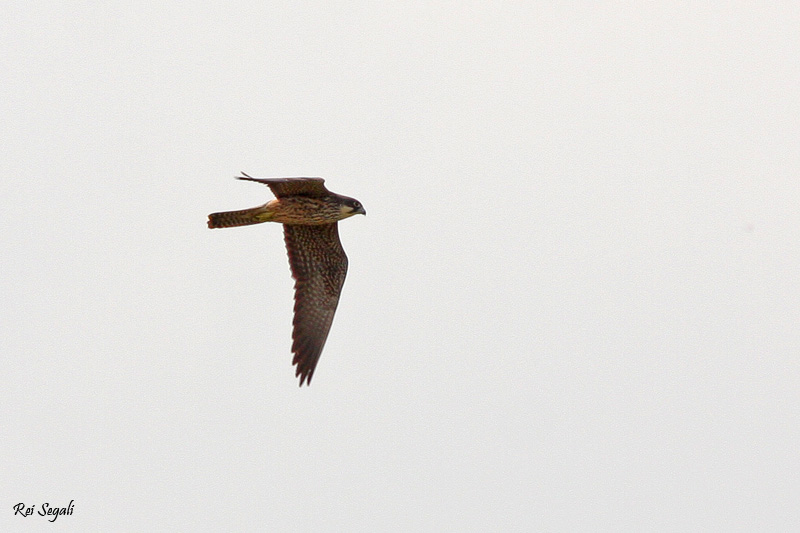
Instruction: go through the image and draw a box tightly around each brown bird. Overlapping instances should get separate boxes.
[208,173,365,386]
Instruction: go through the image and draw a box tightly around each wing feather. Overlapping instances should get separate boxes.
[282,223,348,386]
[238,173,329,198]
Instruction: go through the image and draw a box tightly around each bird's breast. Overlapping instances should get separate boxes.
[269,197,344,225]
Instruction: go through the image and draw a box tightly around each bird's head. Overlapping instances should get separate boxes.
[339,197,366,218]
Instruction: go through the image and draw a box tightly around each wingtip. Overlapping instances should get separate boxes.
[295,363,314,387]
[296,369,313,387]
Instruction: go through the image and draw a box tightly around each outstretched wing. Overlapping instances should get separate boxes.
[282,223,348,386]
[238,173,329,198]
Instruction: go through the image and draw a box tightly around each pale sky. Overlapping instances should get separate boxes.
[2,2,799,531]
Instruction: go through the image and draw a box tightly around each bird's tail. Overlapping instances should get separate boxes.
[207,206,272,228]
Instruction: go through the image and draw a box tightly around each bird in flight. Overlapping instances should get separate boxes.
[208,173,365,386]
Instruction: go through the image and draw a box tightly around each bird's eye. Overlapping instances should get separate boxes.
[353,201,361,208]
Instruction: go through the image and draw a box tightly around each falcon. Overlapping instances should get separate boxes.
[208,173,365,386]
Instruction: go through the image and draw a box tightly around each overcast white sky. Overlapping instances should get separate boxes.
[2,2,799,531]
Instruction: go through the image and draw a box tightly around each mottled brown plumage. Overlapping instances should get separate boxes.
[208,174,365,386]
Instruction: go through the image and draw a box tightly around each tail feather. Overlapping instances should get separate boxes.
[208,206,271,228]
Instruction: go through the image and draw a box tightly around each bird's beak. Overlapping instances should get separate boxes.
[356,206,366,216]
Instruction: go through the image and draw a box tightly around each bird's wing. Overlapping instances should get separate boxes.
[282,223,348,386]
[237,173,329,198]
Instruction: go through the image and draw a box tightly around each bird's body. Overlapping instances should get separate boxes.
[208,174,365,386]
[208,195,355,227]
